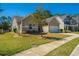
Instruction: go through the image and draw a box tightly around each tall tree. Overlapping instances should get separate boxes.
[33,8,53,25]
[33,8,43,24]
[31,8,53,33]
[0,16,11,30]
[43,10,52,18]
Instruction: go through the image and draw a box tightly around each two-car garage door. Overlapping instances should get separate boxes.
[49,26,59,33]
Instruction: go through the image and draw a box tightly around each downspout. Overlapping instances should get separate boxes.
[11,17,14,32]
[48,22,50,33]
[20,19,22,34]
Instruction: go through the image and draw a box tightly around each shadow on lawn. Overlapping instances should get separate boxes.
[43,37,63,40]
[25,32,46,35]
[19,32,47,37]
[20,33,63,40]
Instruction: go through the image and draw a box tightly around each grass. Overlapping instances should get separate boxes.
[0,32,67,56]
[46,38,79,56]
[73,32,79,34]
[0,32,52,56]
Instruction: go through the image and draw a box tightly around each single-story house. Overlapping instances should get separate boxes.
[12,15,43,34]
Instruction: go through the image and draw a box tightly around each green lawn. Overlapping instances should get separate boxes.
[73,32,79,34]
[46,38,79,56]
[0,32,53,56]
[0,32,68,56]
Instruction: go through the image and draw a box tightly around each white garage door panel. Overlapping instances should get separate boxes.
[49,26,59,32]
[43,26,49,33]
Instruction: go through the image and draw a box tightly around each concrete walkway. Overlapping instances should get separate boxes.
[70,44,79,56]
[14,33,79,56]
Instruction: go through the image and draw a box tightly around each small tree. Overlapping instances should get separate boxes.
[2,22,10,30]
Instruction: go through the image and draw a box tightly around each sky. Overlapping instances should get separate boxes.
[0,3,79,17]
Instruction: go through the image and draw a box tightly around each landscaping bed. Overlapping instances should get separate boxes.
[42,33,69,40]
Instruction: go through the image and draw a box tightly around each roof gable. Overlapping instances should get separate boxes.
[13,16,23,25]
[45,16,64,25]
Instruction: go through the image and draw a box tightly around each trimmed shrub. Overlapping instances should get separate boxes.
[60,29,64,33]
[13,28,17,33]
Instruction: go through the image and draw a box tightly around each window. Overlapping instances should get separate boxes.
[29,24,32,29]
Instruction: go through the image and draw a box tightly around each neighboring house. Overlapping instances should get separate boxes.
[43,15,78,33]
[64,15,78,32]
[12,15,43,34]
[72,15,79,31]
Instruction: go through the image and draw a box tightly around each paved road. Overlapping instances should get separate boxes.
[14,33,79,56]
